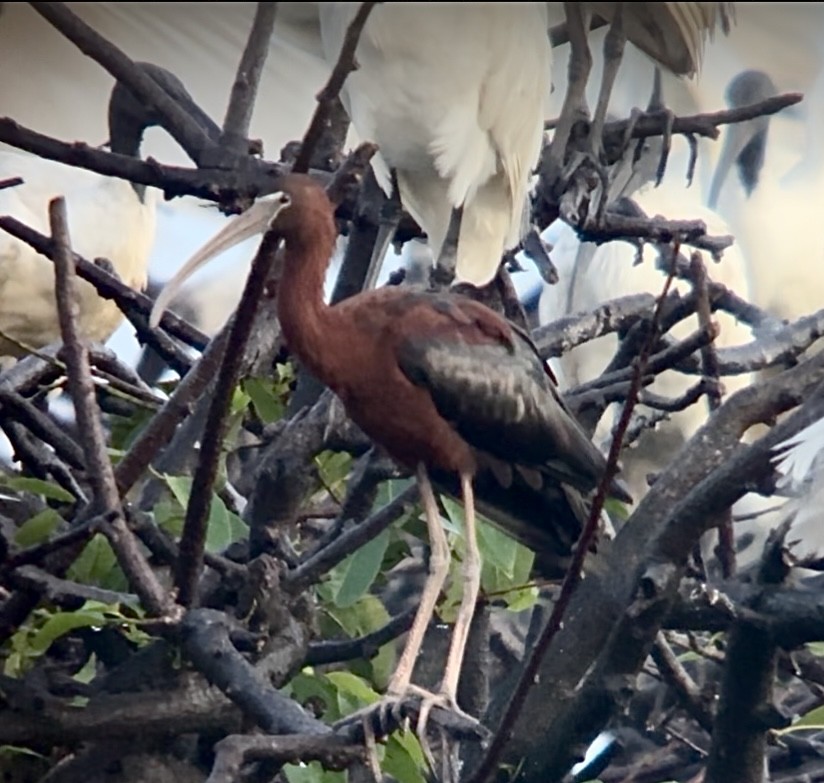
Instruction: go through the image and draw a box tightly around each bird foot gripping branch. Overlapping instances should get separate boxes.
[336,686,489,773]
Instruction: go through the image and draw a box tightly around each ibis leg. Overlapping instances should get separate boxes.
[386,464,452,694]
[363,170,402,291]
[440,472,481,699]
[414,473,481,771]
[544,3,592,185]
[589,4,626,158]
[431,205,464,289]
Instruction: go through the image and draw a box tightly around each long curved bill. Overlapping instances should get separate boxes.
[149,195,287,328]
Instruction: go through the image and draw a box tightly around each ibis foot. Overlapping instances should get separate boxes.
[336,686,486,771]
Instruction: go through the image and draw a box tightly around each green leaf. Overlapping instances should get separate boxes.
[204,493,247,553]
[0,745,47,760]
[283,762,345,783]
[243,377,286,423]
[73,652,98,684]
[605,497,630,522]
[785,703,824,731]
[326,670,381,705]
[477,518,519,576]
[320,594,396,689]
[163,474,193,508]
[375,477,415,507]
[504,586,539,613]
[333,527,391,608]
[159,474,248,553]
[323,593,389,638]
[68,534,119,586]
[438,495,466,537]
[14,509,62,547]
[28,607,108,655]
[0,476,75,503]
[384,733,427,783]
[327,670,381,716]
[315,451,353,499]
[286,670,339,718]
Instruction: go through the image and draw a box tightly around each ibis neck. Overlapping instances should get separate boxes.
[109,122,149,201]
[277,226,342,383]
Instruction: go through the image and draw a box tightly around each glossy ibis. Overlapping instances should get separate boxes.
[151,173,630,743]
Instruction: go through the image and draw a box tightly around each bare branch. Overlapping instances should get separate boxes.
[293,2,377,174]
[49,197,174,618]
[221,3,278,153]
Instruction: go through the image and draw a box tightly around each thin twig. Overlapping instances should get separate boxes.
[305,606,417,666]
[286,484,419,591]
[208,734,364,783]
[114,327,230,495]
[221,2,278,153]
[49,196,174,618]
[0,387,85,469]
[30,2,219,166]
[689,252,735,578]
[0,215,208,355]
[651,632,713,732]
[174,230,283,606]
[292,2,378,173]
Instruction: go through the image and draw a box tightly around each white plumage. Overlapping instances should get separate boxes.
[151,3,732,320]
[0,153,155,355]
[540,132,753,494]
[320,3,731,288]
[743,416,824,566]
[708,67,824,323]
[0,63,217,358]
[320,2,552,287]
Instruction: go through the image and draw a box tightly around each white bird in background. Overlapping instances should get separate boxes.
[0,63,218,358]
[320,2,733,289]
[540,180,753,493]
[540,62,753,495]
[771,416,824,561]
[708,67,824,323]
[319,2,552,288]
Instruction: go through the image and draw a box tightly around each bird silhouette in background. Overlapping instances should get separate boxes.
[0,62,219,357]
[540,69,753,497]
[708,67,824,324]
[150,173,631,753]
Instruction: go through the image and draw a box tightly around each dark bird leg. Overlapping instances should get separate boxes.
[364,169,403,291]
[544,2,593,187]
[431,205,464,290]
[589,7,627,222]
[590,3,626,160]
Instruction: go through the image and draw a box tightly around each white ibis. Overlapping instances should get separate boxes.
[540,58,753,497]
[771,416,824,560]
[708,67,824,323]
[0,63,218,357]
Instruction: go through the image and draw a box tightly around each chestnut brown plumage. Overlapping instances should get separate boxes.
[151,172,629,734]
